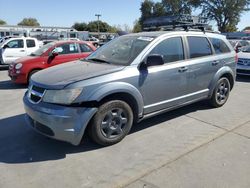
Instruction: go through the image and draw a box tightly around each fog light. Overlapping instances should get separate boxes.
[16,70,20,74]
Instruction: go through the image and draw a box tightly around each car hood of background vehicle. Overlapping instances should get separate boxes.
[31,60,125,89]
[15,56,43,64]
[238,52,250,59]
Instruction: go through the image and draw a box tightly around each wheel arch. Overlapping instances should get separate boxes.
[208,66,235,97]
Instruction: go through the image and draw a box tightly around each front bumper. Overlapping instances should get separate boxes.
[23,93,97,145]
[237,64,250,76]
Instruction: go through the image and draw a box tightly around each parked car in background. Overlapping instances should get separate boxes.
[9,40,96,84]
[0,36,13,44]
[0,37,40,65]
[229,39,250,52]
[85,37,100,47]
[237,45,250,76]
[23,31,236,146]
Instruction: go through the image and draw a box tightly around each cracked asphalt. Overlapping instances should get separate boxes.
[0,70,250,188]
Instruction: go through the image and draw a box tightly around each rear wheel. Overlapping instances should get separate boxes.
[89,100,133,146]
[209,77,231,108]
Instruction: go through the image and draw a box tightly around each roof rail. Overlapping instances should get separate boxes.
[143,15,211,33]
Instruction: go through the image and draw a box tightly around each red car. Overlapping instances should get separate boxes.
[8,40,96,84]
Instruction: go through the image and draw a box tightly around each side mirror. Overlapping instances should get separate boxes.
[3,44,9,49]
[146,54,164,67]
[49,51,59,57]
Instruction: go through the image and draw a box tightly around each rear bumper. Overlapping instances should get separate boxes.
[23,93,97,145]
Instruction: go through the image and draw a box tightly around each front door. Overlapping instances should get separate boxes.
[2,39,26,64]
[139,37,188,114]
[48,43,82,66]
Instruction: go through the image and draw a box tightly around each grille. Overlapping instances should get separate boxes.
[28,85,45,104]
[238,59,250,66]
[237,69,250,74]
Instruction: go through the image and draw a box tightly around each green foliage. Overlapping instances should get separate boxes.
[18,18,40,26]
[72,22,88,31]
[132,20,142,33]
[0,19,6,25]
[73,21,117,33]
[198,0,250,32]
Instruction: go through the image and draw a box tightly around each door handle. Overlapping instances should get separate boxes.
[178,66,188,73]
[212,60,220,66]
[20,50,25,52]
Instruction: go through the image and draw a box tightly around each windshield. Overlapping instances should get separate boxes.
[30,42,55,56]
[86,35,155,66]
[242,46,250,53]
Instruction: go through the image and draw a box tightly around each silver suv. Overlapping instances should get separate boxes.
[23,31,236,146]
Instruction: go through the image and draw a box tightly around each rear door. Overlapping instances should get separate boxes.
[2,39,26,64]
[79,43,94,58]
[48,42,82,66]
[25,39,38,55]
[184,36,223,100]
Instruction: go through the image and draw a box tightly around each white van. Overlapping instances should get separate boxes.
[0,37,40,64]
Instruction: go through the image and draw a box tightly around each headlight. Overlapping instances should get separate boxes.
[43,88,83,105]
[15,63,22,69]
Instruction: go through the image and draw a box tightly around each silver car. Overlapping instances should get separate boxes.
[23,31,236,146]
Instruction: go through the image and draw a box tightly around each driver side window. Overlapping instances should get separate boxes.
[7,39,24,49]
[53,43,79,55]
[149,37,184,63]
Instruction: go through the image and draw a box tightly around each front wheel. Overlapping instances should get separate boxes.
[209,77,231,108]
[89,100,133,146]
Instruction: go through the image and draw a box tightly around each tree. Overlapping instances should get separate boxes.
[132,20,142,33]
[140,0,154,24]
[198,0,250,32]
[72,22,88,31]
[153,2,166,17]
[0,19,6,25]
[18,18,40,26]
[87,21,114,32]
[161,0,197,15]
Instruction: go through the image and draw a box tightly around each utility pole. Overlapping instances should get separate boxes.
[95,14,101,39]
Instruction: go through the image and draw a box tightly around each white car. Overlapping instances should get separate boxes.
[237,46,250,76]
[0,37,40,65]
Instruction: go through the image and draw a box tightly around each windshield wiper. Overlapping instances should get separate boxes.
[87,58,110,64]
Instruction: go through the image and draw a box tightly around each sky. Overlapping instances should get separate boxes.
[0,0,250,31]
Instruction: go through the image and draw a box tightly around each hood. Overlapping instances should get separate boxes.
[238,51,250,59]
[15,55,44,64]
[31,60,125,89]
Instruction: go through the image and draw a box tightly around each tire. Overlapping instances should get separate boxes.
[89,100,133,146]
[28,70,40,84]
[209,77,231,108]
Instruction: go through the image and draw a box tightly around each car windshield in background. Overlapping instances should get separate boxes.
[242,46,250,53]
[30,42,55,56]
[86,35,155,66]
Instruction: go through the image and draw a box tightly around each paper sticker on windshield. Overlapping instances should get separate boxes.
[137,37,154,42]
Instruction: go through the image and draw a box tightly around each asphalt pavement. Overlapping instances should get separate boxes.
[0,70,250,188]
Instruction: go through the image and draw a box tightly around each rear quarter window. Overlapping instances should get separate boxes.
[187,36,212,58]
[209,38,231,54]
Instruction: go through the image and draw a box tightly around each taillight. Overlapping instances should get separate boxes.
[235,53,238,63]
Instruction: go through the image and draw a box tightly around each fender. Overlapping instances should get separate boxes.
[82,82,144,117]
[208,66,236,97]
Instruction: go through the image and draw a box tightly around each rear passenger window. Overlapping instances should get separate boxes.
[26,39,36,48]
[209,38,231,54]
[149,37,184,63]
[187,36,212,58]
[80,43,93,52]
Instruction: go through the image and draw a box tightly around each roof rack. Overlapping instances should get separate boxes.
[143,15,211,33]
